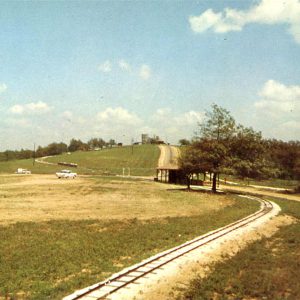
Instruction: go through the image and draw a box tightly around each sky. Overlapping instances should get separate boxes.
[0,0,300,150]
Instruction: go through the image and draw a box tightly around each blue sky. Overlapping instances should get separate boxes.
[1,0,300,150]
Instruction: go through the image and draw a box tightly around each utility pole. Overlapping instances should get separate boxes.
[33,143,36,166]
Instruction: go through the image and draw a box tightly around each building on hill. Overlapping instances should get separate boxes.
[141,134,149,144]
[141,133,164,144]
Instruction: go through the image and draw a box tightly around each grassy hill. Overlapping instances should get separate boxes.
[0,144,160,176]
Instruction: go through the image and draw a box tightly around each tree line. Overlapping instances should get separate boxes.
[179,104,300,192]
[0,138,117,162]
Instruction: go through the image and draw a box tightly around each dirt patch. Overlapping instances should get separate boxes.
[0,174,233,225]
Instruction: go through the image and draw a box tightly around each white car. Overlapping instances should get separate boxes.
[15,168,31,174]
[56,169,77,179]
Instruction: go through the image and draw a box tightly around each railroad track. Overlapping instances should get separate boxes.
[64,196,275,300]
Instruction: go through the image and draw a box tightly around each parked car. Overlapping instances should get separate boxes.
[15,168,31,174]
[55,169,77,179]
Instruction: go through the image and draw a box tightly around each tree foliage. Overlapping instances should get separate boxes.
[0,136,117,161]
[180,104,282,192]
[178,139,191,146]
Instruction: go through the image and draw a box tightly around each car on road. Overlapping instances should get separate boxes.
[55,169,77,179]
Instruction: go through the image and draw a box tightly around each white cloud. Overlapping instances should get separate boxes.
[98,60,112,73]
[10,101,53,115]
[118,59,131,71]
[97,107,142,126]
[150,108,204,142]
[175,110,205,126]
[189,0,300,43]
[0,83,7,94]
[10,104,24,114]
[151,108,204,126]
[139,64,151,80]
[254,80,300,115]
[62,110,73,119]
[253,80,300,140]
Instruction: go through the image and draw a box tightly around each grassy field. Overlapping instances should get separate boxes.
[0,175,260,299]
[0,158,59,174]
[220,174,298,189]
[0,174,236,224]
[178,197,300,300]
[0,144,160,176]
[46,144,160,176]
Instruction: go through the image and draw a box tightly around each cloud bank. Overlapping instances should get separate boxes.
[254,79,300,140]
[189,0,300,43]
[10,101,53,115]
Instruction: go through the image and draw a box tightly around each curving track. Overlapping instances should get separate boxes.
[64,196,278,300]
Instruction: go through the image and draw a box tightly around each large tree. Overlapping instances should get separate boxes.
[180,104,268,192]
[197,104,235,192]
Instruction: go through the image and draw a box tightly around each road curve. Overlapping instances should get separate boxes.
[158,145,180,169]
[35,156,57,166]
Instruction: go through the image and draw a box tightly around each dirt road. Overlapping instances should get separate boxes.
[220,184,300,202]
[158,145,180,169]
[35,156,56,165]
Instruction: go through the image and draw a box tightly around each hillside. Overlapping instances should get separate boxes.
[0,144,160,176]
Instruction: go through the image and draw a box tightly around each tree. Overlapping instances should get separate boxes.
[108,139,116,148]
[87,138,99,150]
[197,104,236,192]
[46,142,68,156]
[264,139,300,179]
[68,139,88,152]
[178,139,190,146]
[98,138,106,149]
[230,125,277,179]
[179,146,205,189]
[180,104,270,192]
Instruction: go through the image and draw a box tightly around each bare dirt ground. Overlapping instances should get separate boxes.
[0,174,233,225]
[108,203,296,300]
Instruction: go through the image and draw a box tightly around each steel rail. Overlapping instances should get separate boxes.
[66,196,273,300]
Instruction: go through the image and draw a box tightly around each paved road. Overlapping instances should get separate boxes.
[158,145,180,169]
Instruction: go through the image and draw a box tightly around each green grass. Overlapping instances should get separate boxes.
[0,159,59,174]
[0,195,259,300]
[221,174,298,189]
[0,145,160,176]
[178,197,300,300]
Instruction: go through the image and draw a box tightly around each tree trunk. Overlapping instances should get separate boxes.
[187,175,191,190]
[212,172,217,193]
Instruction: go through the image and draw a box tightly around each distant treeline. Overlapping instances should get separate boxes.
[264,139,300,180]
[179,138,300,181]
[0,138,117,162]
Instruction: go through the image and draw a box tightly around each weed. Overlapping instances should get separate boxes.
[178,198,300,300]
[0,197,258,299]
